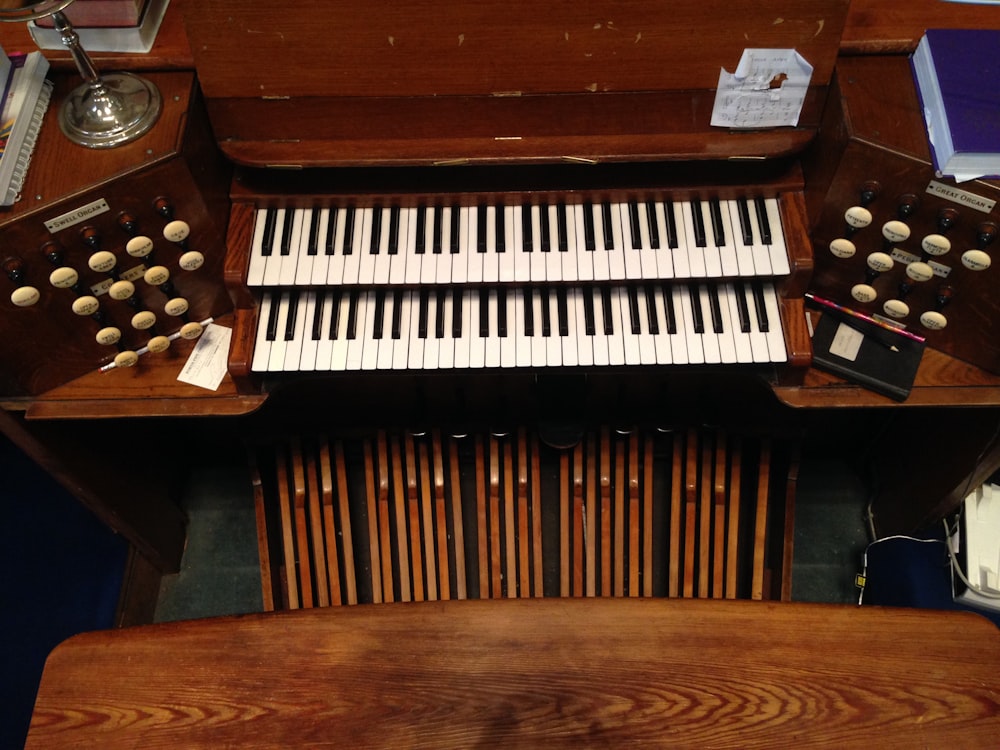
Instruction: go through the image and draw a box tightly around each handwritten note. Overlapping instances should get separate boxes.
[711,49,813,129]
[178,323,231,391]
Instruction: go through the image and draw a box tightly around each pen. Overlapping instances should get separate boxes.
[805,293,926,344]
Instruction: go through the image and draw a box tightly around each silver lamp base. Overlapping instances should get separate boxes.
[58,71,162,149]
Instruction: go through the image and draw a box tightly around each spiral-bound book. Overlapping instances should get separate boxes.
[0,52,52,207]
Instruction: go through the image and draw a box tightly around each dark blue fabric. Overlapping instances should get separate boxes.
[863,531,1000,628]
[0,434,127,750]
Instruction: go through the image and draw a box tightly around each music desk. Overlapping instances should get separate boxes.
[24,599,1000,748]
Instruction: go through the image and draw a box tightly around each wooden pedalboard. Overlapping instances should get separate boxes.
[804,56,1000,374]
[0,72,232,397]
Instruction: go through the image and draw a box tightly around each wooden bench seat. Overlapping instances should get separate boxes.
[25,598,1000,748]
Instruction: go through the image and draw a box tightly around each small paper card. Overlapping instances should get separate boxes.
[711,48,813,129]
[177,323,231,391]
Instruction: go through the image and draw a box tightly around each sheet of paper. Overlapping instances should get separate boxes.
[177,323,232,391]
[711,48,813,129]
[829,322,863,362]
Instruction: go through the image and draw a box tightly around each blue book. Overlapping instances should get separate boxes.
[911,28,1000,181]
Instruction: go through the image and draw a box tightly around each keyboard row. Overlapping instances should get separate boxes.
[246,197,789,288]
[251,282,787,373]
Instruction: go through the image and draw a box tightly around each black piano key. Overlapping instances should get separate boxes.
[369,204,383,254]
[688,285,705,334]
[627,286,641,334]
[540,287,552,337]
[392,290,404,339]
[435,289,447,338]
[690,199,706,248]
[329,290,343,340]
[477,204,488,253]
[451,289,463,337]
[662,283,677,335]
[734,282,751,332]
[663,200,679,249]
[307,207,320,256]
[325,206,338,255]
[736,198,753,245]
[583,202,596,252]
[342,206,356,255]
[583,288,596,336]
[478,288,490,337]
[539,202,551,252]
[415,205,427,254]
[495,201,506,253]
[280,211,294,256]
[284,290,300,340]
[450,205,461,254]
[372,290,386,340]
[311,291,325,340]
[556,288,569,336]
[432,205,443,254]
[557,202,569,252]
[754,197,772,244]
[388,206,401,255]
[524,289,534,336]
[646,200,660,250]
[628,200,642,249]
[418,289,430,338]
[521,203,533,252]
[265,291,280,340]
[346,290,360,339]
[261,208,277,257]
[644,286,659,335]
[497,287,508,337]
[601,201,614,251]
[600,285,614,334]
[709,198,725,248]
[707,284,724,333]
[752,281,770,332]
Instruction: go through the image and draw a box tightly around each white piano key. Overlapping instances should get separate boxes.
[571,203,593,282]
[454,290,472,369]
[314,290,336,371]
[559,203,579,283]
[745,199,773,276]
[667,285,689,365]
[678,285,704,365]
[606,286,626,366]
[247,208,270,287]
[512,289,531,368]
[350,291,372,370]
[341,209,363,285]
[511,204,530,283]
[591,203,611,281]
[326,207,349,285]
[618,286,642,365]
[763,198,790,275]
[485,289,501,367]
[453,206,470,285]
[498,204,516,282]
[561,289,578,367]
[589,287,610,367]
[722,283,753,363]
[250,292,273,371]
[262,208,289,287]
[650,200,674,280]
[716,200,740,277]
[310,208,333,285]
[544,203,562,282]
[726,200,758,278]
[666,200,691,279]
[483,206,501,283]
[377,292,397,370]
[635,286,656,365]
[373,206,394,285]
[681,202,707,278]
[435,205,454,285]
[283,291,308,371]
[649,286,672,365]
[356,206,378,286]
[467,205,484,283]
[419,206,437,285]
[438,291,456,369]
[544,289,561,366]
[298,290,319,371]
[760,282,787,362]
[499,290,517,368]
[529,205,546,282]
[402,207,423,285]
[572,288,593,367]
[607,203,627,281]
[407,291,425,369]
[329,292,352,371]
[619,202,643,281]
[388,206,410,286]
[293,209,316,286]
[530,289,546,367]
[423,290,440,370]
[699,202,723,278]
[696,284,721,364]
[713,285,738,364]
[266,290,291,371]
[469,291,487,369]
[392,291,413,370]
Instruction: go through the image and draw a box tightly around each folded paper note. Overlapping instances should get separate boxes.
[711,48,813,129]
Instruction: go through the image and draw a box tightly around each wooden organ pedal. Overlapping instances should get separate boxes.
[251,427,797,610]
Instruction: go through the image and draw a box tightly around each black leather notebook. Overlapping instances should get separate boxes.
[810,311,926,401]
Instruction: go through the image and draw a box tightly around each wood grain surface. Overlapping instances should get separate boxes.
[25,598,1000,748]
